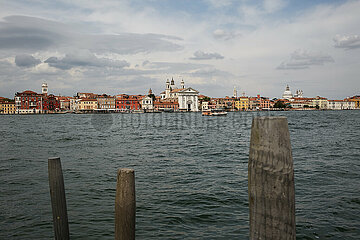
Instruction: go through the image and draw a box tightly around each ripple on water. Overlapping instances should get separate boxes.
[1,111,360,239]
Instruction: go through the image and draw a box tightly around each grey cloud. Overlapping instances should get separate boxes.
[0,15,183,54]
[213,29,241,40]
[333,35,360,50]
[142,61,210,73]
[189,67,233,77]
[45,50,130,70]
[277,50,334,70]
[15,54,41,67]
[190,50,224,60]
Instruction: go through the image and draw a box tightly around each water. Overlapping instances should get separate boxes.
[0,111,359,239]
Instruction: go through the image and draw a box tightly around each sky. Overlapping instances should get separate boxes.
[0,0,359,99]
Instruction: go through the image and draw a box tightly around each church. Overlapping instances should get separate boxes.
[160,78,199,112]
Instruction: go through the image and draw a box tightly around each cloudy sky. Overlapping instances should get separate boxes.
[0,0,359,99]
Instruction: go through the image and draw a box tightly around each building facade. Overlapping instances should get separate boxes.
[116,95,142,111]
[235,97,250,110]
[0,98,16,114]
[78,99,97,111]
[178,88,199,112]
[97,95,116,110]
[311,96,328,109]
[160,78,199,112]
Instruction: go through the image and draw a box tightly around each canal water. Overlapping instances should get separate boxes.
[0,111,359,239]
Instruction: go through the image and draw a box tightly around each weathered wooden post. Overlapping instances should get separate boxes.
[248,116,296,239]
[48,157,70,240]
[115,168,135,240]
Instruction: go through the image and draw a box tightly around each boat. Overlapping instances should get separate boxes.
[202,109,227,116]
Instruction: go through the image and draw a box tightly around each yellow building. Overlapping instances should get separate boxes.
[235,97,249,110]
[348,96,360,109]
[0,99,16,114]
[78,99,98,111]
[2,102,16,114]
[311,96,328,109]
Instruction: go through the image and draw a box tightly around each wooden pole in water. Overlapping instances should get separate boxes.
[115,168,135,240]
[248,116,296,240]
[48,157,70,240]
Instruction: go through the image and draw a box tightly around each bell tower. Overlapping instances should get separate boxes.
[233,86,237,98]
[181,79,185,89]
[42,83,48,95]
[165,79,170,99]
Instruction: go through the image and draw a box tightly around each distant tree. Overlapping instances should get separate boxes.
[274,101,286,108]
[200,96,210,102]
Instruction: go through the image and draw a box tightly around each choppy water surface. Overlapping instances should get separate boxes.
[0,111,359,239]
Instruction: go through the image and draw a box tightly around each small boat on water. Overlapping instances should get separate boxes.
[202,109,227,116]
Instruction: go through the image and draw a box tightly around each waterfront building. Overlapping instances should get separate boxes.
[198,95,210,111]
[347,96,360,109]
[15,90,42,114]
[311,96,328,109]
[290,97,314,109]
[153,100,179,111]
[223,96,236,111]
[69,98,80,112]
[56,96,71,111]
[160,78,199,111]
[116,94,142,111]
[97,95,116,110]
[249,95,271,110]
[14,83,60,114]
[141,89,154,111]
[178,88,199,111]
[78,99,97,111]
[201,101,209,111]
[2,102,16,114]
[235,97,249,110]
[212,98,226,109]
[0,98,16,114]
[45,94,60,112]
[77,92,98,99]
[282,85,293,100]
[327,100,355,110]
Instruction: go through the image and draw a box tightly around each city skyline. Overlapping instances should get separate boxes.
[0,0,359,99]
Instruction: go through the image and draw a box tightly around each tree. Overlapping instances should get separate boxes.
[274,101,286,108]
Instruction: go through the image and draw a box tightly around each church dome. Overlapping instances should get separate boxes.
[282,85,293,99]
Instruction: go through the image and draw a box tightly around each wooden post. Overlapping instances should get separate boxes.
[248,117,296,240]
[48,157,70,240]
[115,168,135,240]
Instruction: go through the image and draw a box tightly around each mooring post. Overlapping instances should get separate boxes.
[248,117,296,239]
[48,157,70,240]
[115,168,135,240]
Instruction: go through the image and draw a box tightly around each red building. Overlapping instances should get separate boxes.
[116,94,142,110]
[249,94,271,110]
[154,100,179,111]
[15,90,60,113]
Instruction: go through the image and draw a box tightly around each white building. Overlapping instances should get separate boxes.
[327,100,355,110]
[70,98,80,111]
[293,89,303,98]
[141,89,154,110]
[161,78,200,112]
[178,88,199,112]
[282,85,293,100]
[202,101,209,111]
